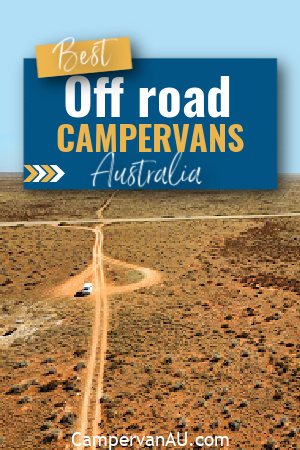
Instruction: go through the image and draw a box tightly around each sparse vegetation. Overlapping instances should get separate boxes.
[0,175,300,448]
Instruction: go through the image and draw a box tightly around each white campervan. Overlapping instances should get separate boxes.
[81,283,93,296]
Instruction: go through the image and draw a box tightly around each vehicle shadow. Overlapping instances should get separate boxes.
[74,291,86,297]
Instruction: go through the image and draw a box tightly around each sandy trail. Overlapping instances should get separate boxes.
[56,198,161,448]
[53,254,160,299]
[92,225,107,440]
[96,190,118,219]
[77,226,103,446]
[3,211,300,228]
[74,226,160,448]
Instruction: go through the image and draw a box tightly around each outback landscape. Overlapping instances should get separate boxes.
[0,174,300,449]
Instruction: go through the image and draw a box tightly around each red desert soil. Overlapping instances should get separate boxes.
[52,252,161,299]
[51,224,161,449]
[1,179,300,448]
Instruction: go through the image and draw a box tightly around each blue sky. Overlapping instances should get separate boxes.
[0,0,298,172]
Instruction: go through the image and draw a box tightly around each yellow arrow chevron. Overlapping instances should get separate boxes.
[41,165,56,182]
[24,165,38,182]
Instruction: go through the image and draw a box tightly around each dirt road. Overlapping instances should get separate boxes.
[3,211,300,228]
[60,193,161,448]
[77,225,107,448]
[72,224,160,449]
